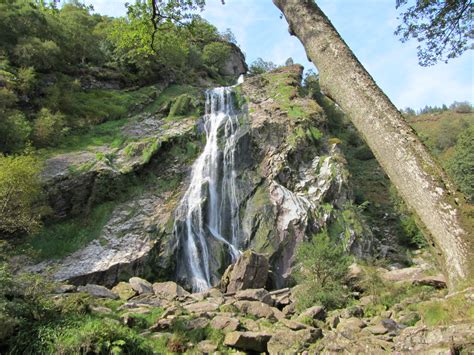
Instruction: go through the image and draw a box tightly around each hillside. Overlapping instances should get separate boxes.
[0,1,473,354]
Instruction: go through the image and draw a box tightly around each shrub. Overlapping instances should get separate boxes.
[0,154,44,235]
[32,108,67,147]
[293,231,351,310]
[12,37,61,72]
[15,66,36,96]
[0,111,31,153]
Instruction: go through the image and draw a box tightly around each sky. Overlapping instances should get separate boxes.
[84,0,473,111]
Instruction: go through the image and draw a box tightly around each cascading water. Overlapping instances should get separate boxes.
[173,79,246,292]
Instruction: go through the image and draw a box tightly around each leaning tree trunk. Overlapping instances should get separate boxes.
[273,0,473,289]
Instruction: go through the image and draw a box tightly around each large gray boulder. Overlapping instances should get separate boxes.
[129,277,153,294]
[221,251,269,293]
[153,281,189,300]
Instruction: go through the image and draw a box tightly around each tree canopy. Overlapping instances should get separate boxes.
[395,0,473,66]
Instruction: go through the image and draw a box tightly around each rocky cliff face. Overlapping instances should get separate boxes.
[29,65,374,288]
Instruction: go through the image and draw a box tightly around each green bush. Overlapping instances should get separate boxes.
[0,154,44,235]
[12,37,61,72]
[0,111,31,153]
[32,108,67,147]
[293,231,351,310]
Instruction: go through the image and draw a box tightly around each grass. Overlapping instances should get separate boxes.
[28,202,116,261]
[414,293,474,326]
[143,84,202,114]
[36,118,128,160]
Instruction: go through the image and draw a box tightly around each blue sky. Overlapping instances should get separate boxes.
[85,0,473,111]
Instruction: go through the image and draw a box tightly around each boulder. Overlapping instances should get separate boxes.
[234,300,282,321]
[77,284,118,299]
[197,340,218,353]
[112,282,137,300]
[153,281,189,300]
[267,328,322,354]
[210,316,240,332]
[184,301,220,314]
[129,277,153,294]
[297,305,326,322]
[224,331,271,353]
[184,317,209,330]
[234,288,273,305]
[221,251,269,293]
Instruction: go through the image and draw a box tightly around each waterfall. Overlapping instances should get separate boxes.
[173,82,245,292]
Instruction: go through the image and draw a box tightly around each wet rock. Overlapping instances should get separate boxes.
[153,281,189,300]
[77,284,118,299]
[267,328,322,354]
[129,277,153,294]
[210,316,239,332]
[224,331,271,353]
[234,288,273,305]
[112,282,137,300]
[297,305,326,322]
[221,251,269,293]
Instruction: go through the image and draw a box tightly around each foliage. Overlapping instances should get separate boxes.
[32,108,67,147]
[28,202,116,261]
[0,154,44,236]
[0,112,31,153]
[446,125,474,201]
[248,57,278,76]
[395,0,473,66]
[202,41,231,72]
[293,231,351,310]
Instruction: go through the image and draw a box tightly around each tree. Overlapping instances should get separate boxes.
[273,0,473,289]
[395,0,473,66]
[293,231,351,310]
[248,57,277,76]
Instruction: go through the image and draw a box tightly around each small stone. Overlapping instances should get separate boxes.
[129,277,153,294]
[283,303,297,316]
[224,331,271,353]
[54,284,77,294]
[326,315,340,329]
[89,305,113,314]
[267,328,322,354]
[112,282,137,300]
[184,317,209,330]
[77,284,118,299]
[359,295,375,307]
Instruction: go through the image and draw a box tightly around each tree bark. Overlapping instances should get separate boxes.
[273,0,473,289]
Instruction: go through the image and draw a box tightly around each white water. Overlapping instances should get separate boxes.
[174,82,245,292]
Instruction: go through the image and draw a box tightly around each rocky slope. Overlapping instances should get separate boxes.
[28,65,374,289]
[47,251,473,354]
